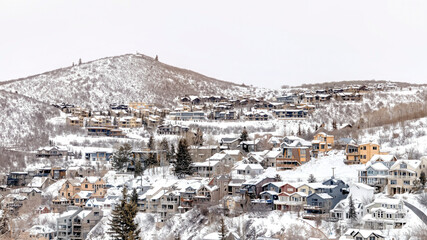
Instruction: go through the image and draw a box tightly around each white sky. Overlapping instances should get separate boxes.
[1,0,427,88]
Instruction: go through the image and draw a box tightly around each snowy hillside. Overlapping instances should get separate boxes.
[0,54,252,109]
[0,90,59,148]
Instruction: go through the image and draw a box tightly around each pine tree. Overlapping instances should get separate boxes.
[240,127,248,142]
[297,124,302,136]
[160,138,171,162]
[112,144,133,171]
[131,188,138,205]
[134,160,143,177]
[78,58,82,65]
[348,195,357,223]
[170,144,176,161]
[193,128,204,146]
[146,136,157,167]
[110,187,141,240]
[308,174,316,183]
[315,124,319,131]
[219,217,227,240]
[332,120,337,130]
[173,138,193,178]
[420,171,426,187]
[155,55,158,61]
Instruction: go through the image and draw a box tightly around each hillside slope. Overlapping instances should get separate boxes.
[0,54,250,109]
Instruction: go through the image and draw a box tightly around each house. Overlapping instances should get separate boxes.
[157,124,189,135]
[235,164,264,177]
[220,138,240,150]
[239,177,276,198]
[345,143,387,165]
[330,197,365,222]
[339,229,385,240]
[73,191,93,207]
[276,138,311,171]
[190,145,221,163]
[311,132,334,157]
[387,158,427,195]
[271,109,308,119]
[66,116,84,127]
[54,179,82,204]
[220,150,244,162]
[169,111,206,121]
[336,138,357,149]
[362,197,406,230]
[117,116,143,128]
[192,161,222,178]
[305,193,333,215]
[27,176,53,190]
[87,126,125,137]
[85,148,114,162]
[244,111,270,121]
[275,191,307,211]
[36,146,68,158]
[6,172,32,187]
[56,206,103,240]
[22,225,56,240]
[159,191,180,222]
[240,139,261,152]
[88,116,113,127]
[358,156,396,192]
[335,92,363,101]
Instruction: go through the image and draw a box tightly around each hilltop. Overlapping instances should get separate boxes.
[0,53,251,109]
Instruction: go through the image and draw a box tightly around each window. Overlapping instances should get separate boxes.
[390,180,397,185]
[321,145,325,149]
[404,181,410,185]
[373,146,377,150]
[369,237,376,240]
[85,184,88,188]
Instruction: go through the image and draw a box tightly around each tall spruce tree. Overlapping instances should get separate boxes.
[240,127,248,142]
[160,138,171,162]
[173,138,193,178]
[348,195,357,223]
[420,171,426,187]
[131,188,138,205]
[147,135,157,167]
[193,128,204,146]
[112,143,133,171]
[110,187,141,240]
[134,160,143,177]
[308,174,316,183]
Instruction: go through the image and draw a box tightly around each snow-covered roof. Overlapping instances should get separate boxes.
[369,154,396,163]
[369,162,389,171]
[344,229,385,238]
[235,164,263,171]
[315,193,333,199]
[74,191,93,199]
[193,161,220,167]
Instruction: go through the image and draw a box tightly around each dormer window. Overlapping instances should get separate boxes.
[400,163,407,169]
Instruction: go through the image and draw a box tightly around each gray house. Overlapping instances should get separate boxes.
[56,206,103,240]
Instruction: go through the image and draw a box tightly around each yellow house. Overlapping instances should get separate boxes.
[297,184,316,195]
[66,116,84,127]
[345,143,387,164]
[117,116,143,128]
[58,179,81,200]
[81,177,106,193]
[312,132,334,157]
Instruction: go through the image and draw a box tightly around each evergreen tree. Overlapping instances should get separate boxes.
[170,144,176,161]
[78,58,82,65]
[315,124,319,131]
[219,217,227,240]
[112,144,133,171]
[134,160,143,177]
[131,188,138,205]
[173,138,193,178]
[240,127,248,142]
[297,124,302,136]
[146,135,157,167]
[155,55,159,61]
[110,187,141,240]
[332,120,337,130]
[420,171,426,187]
[160,138,171,162]
[348,195,357,223]
[308,174,316,183]
[193,128,204,146]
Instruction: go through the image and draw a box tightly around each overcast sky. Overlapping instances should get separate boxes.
[1,0,427,88]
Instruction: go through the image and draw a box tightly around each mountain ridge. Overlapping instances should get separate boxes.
[0,53,250,109]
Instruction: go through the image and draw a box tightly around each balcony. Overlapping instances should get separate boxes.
[344,159,360,165]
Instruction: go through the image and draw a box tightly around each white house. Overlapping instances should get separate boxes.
[235,164,264,177]
[362,197,406,230]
